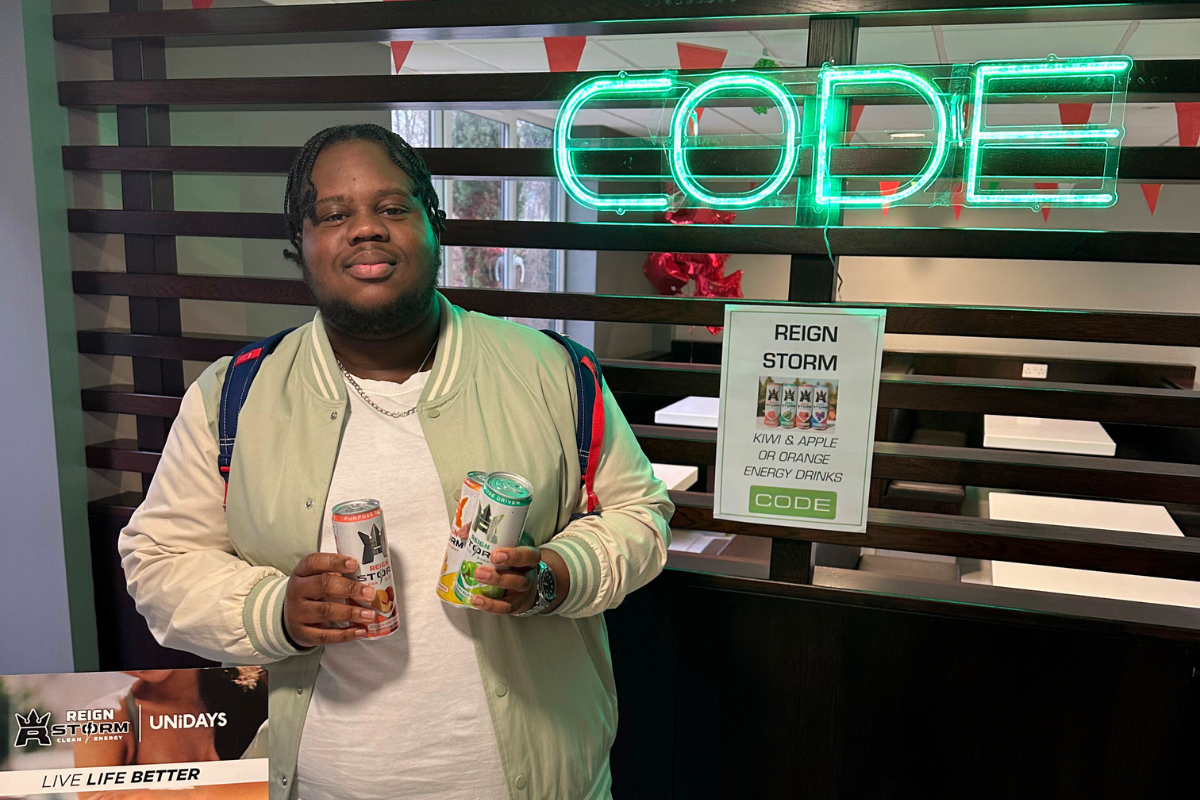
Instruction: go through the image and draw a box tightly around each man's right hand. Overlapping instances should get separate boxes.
[284,553,377,647]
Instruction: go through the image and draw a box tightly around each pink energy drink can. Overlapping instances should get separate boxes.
[763,380,781,427]
[331,499,398,638]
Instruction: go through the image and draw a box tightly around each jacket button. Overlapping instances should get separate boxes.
[494,683,508,697]
[331,411,338,420]
[305,500,313,509]
[515,775,527,790]
[281,776,288,786]
[297,687,303,695]
[427,408,440,418]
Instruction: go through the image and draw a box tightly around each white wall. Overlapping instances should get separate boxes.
[1,0,75,674]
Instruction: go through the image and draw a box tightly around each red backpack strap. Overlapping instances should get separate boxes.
[542,330,605,517]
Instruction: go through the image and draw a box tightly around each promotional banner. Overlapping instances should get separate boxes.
[714,305,886,533]
[1,668,268,798]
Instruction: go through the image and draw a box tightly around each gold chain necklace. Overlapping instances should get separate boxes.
[335,340,436,419]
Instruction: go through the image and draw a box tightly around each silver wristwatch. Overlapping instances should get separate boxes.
[513,561,556,617]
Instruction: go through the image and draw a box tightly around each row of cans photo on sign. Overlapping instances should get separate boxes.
[760,377,837,431]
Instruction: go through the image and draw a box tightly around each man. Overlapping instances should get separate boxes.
[119,123,674,800]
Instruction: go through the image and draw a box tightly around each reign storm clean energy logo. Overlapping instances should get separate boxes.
[12,708,130,747]
[359,523,385,565]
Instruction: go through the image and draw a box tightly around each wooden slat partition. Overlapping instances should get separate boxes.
[52,1,1200,681]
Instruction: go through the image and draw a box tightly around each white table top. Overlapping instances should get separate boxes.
[655,396,719,429]
[651,463,699,492]
[983,415,1116,457]
[988,493,1199,608]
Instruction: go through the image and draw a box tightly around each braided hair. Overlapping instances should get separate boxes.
[282,123,447,267]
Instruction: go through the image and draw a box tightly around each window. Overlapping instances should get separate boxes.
[392,110,565,331]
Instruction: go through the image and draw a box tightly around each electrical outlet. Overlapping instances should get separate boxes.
[1021,363,1048,379]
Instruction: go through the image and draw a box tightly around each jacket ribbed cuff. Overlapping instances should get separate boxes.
[542,534,602,617]
[243,574,308,659]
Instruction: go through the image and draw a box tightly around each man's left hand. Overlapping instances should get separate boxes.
[471,546,568,616]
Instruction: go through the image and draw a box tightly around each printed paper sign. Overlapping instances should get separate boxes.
[1,667,268,798]
[714,305,886,533]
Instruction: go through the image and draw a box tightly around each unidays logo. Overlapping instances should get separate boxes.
[14,709,52,747]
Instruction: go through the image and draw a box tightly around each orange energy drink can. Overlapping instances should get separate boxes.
[437,471,489,606]
[331,499,398,638]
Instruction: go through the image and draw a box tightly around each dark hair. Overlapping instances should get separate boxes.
[282,123,447,266]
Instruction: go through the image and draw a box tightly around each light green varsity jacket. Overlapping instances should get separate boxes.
[118,293,674,800]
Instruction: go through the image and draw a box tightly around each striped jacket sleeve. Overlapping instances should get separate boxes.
[118,380,306,664]
[542,383,675,617]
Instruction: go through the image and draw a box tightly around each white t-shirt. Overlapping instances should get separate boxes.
[295,369,506,800]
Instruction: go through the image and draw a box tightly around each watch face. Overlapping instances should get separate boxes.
[538,562,556,602]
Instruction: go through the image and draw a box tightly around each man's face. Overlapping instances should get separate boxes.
[299,139,440,338]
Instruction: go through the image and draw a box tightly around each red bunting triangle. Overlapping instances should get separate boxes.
[389,41,414,72]
[678,43,728,124]
[844,105,865,144]
[1058,103,1093,126]
[191,0,214,7]
[544,37,587,73]
[1034,182,1057,222]
[951,182,965,221]
[880,181,901,217]
[1178,102,1200,148]
[1141,183,1163,215]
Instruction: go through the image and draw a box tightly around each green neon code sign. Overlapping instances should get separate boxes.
[749,486,838,520]
[553,56,1131,217]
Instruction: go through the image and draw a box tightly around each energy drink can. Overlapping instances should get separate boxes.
[812,382,830,431]
[763,379,781,427]
[454,472,533,604]
[780,381,798,429]
[437,471,489,606]
[796,382,813,429]
[331,499,398,638]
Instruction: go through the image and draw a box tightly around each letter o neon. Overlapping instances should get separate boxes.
[670,74,799,209]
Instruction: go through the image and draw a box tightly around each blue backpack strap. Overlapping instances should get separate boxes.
[218,328,295,508]
[542,330,605,517]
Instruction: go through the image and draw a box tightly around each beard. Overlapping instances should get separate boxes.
[303,251,440,339]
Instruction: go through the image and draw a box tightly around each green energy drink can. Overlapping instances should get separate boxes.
[437,471,489,606]
[453,472,533,604]
[780,380,798,429]
[331,499,398,638]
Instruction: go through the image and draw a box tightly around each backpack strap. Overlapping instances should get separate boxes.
[218,328,295,508]
[542,330,605,517]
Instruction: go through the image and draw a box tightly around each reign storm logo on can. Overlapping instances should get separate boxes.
[331,499,398,638]
[453,472,533,604]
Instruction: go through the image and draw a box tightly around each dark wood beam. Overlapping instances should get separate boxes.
[60,145,1200,183]
[66,211,1200,265]
[53,1,1200,46]
[56,62,1200,109]
[71,272,1200,347]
